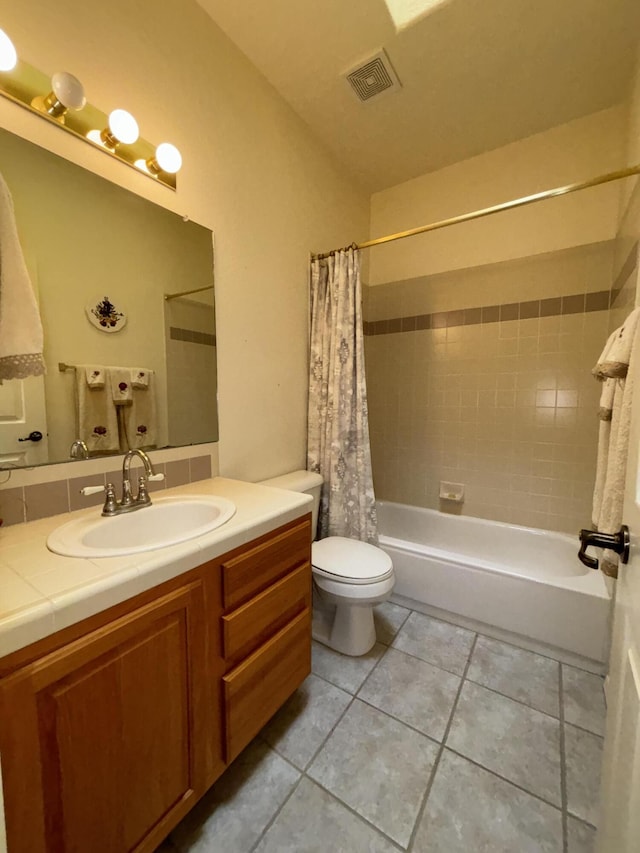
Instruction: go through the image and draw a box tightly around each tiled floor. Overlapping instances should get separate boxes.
[158,602,605,852]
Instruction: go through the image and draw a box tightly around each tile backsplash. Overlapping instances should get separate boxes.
[0,445,217,528]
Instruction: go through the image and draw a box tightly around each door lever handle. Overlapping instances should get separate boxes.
[578,526,630,570]
[18,430,43,442]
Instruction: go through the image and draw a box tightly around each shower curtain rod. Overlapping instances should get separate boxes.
[311,164,640,261]
[164,284,214,301]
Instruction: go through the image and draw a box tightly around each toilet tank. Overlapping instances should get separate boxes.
[259,470,323,539]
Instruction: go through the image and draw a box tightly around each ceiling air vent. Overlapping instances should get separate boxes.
[343,49,401,103]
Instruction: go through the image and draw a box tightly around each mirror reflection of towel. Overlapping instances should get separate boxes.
[109,368,133,403]
[124,370,157,449]
[0,173,45,380]
[74,365,156,453]
[75,365,119,453]
[131,368,149,389]
[85,365,105,387]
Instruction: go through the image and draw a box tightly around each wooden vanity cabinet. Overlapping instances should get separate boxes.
[0,514,311,853]
[219,517,312,761]
[0,576,215,853]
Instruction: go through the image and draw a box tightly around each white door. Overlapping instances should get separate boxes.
[597,309,640,849]
[0,255,49,468]
[0,375,49,466]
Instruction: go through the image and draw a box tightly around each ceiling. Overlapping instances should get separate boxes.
[197,0,640,192]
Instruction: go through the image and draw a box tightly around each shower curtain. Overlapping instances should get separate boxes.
[307,247,378,543]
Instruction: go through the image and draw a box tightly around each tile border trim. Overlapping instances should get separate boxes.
[364,290,611,337]
[170,326,216,346]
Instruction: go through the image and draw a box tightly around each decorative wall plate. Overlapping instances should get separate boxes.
[85,295,127,333]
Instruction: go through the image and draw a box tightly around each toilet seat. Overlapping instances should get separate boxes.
[312,536,393,585]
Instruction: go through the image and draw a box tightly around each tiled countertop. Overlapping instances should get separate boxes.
[0,477,312,658]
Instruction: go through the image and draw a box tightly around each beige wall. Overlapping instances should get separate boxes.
[619,47,640,219]
[0,0,369,487]
[613,45,640,328]
[365,109,631,533]
[369,107,626,285]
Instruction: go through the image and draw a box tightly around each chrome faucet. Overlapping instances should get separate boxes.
[120,449,155,508]
[69,439,89,460]
[103,450,163,516]
[79,449,165,515]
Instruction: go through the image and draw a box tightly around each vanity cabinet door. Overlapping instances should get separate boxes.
[0,580,208,853]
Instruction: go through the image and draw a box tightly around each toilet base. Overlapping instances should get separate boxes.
[312,588,380,656]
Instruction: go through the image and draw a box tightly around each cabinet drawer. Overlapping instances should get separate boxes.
[223,609,311,762]
[221,517,311,610]
[222,563,311,663]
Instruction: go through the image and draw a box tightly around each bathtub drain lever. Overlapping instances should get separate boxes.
[578,526,630,570]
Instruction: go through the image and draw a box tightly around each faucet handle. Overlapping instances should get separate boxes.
[102,483,118,516]
[80,485,105,496]
[136,476,152,506]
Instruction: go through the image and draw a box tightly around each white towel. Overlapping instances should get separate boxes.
[75,370,119,453]
[596,310,640,379]
[124,370,157,449]
[131,368,150,389]
[592,330,618,379]
[0,173,45,380]
[592,308,640,577]
[108,367,133,403]
[592,377,616,529]
[83,365,105,388]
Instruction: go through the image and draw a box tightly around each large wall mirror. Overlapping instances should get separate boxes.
[0,127,218,469]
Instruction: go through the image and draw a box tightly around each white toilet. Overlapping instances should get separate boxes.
[260,470,394,656]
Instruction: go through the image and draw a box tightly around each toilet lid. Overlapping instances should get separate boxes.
[312,536,393,583]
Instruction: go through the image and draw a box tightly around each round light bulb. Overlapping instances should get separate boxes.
[0,29,17,72]
[108,109,139,145]
[51,71,86,110]
[155,142,182,174]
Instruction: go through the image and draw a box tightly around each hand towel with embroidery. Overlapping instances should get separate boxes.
[75,366,119,453]
[109,367,133,403]
[84,365,105,387]
[124,369,157,449]
[131,368,150,389]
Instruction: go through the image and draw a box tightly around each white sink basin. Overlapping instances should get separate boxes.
[47,495,236,558]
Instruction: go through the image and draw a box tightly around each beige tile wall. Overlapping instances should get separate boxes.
[165,298,219,446]
[364,248,620,534]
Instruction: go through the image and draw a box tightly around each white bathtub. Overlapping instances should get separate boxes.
[377,501,611,665]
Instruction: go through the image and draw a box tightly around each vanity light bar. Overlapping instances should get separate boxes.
[0,29,181,190]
